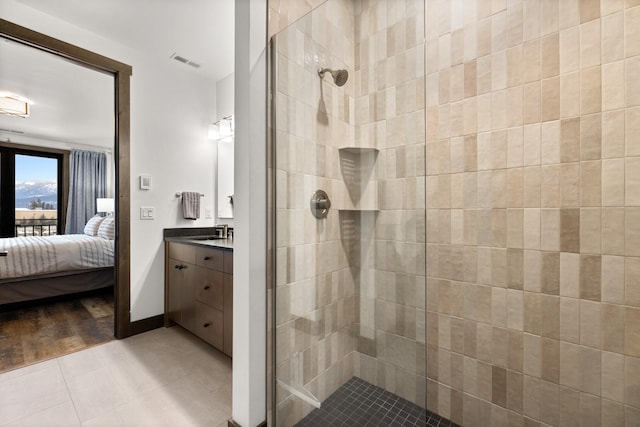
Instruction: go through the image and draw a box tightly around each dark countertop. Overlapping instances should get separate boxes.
[165,235,233,251]
[163,227,233,251]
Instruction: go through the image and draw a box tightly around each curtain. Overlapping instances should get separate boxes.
[65,150,107,234]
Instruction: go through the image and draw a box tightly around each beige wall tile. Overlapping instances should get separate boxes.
[523,209,541,250]
[602,303,626,353]
[602,12,625,63]
[561,117,581,162]
[626,355,640,407]
[560,296,581,343]
[580,113,602,160]
[602,159,625,206]
[523,82,541,125]
[602,61,626,111]
[541,209,561,251]
[561,163,581,207]
[626,208,640,256]
[560,27,581,74]
[507,247,524,289]
[541,294,561,339]
[601,351,625,402]
[626,157,640,205]
[524,292,541,335]
[580,254,602,301]
[507,208,524,250]
[581,299,603,348]
[507,86,525,127]
[581,19,602,68]
[581,345,602,395]
[581,67,602,115]
[626,56,640,106]
[541,250,561,294]
[541,33,559,79]
[560,252,581,297]
[580,208,602,254]
[508,168,524,207]
[524,250,542,292]
[627,107,640,156]
[561,71,581,118]
[601,255,625,304]
[541,165,561,207]
[626,5,640,57]
[581,0,601,22]
[523,333,541,377]
[560,0,581,29]
[560,342,582,389]
[627,256,640,307]
[523,167,541,207]
[559,386,581,427]
[602,208,626,255]
[602,110,626,158]
[541,338,561,384]
[627,307,640,357]
[581,160,602,206]
[523,124,541,166]
[541,120,561,163]
[601,0,624,15]
[560,208,581,253]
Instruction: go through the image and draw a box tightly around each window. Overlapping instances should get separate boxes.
[0,145,68,238]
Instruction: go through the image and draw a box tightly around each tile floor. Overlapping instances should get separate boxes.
[295,377,451,427]
[0,326,232,426]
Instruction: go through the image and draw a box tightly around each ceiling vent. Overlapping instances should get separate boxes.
[170,53,201,69]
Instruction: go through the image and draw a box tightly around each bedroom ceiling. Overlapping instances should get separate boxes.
[0,0,234,148]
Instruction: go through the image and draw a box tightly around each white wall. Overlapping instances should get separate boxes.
[1,0,218,321]
[233,0,267,425]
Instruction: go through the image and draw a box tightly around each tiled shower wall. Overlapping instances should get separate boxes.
[425,0,640,426]
[352,0,428,409]
[272,1,359,425]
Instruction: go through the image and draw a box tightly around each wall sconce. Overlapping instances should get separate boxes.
[208,115,234,141]
[0,92,32,118]
[96,198,115,216]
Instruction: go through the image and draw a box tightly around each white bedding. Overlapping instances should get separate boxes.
[0,234,114,280]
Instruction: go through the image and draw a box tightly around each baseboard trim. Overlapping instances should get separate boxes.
[228,419,266,427]
[129,314,164,336]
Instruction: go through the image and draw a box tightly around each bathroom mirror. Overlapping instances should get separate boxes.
[217,137,234,219]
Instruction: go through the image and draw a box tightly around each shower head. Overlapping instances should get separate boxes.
[318,68,349,87]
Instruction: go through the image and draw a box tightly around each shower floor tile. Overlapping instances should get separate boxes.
[294,377,458,427]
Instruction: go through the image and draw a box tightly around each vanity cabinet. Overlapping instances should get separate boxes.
[165,241,233,357]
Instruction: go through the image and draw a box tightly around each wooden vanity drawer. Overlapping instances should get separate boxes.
[195,267,223,311]
[168,242,196,264]
[196,247,224,271]
[195,301,223,350]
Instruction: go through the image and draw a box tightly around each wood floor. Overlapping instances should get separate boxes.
[0,288,114,373]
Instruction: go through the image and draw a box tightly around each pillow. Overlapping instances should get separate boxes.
[97,216,115,240]
[84,215,104,236]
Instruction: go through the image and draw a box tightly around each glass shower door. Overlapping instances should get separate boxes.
[271,1,427,425]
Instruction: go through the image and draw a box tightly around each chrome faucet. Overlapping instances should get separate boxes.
[218,224,228,238]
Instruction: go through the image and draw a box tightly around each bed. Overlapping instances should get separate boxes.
[0,234,114,305]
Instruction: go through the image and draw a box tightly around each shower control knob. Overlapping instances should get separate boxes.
[310,190,331,219]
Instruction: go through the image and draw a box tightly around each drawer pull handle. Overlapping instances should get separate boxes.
[203,322,211,328]
[204,256,211,261]
[203,285,211,290]
[175,265,186,270]
[174,265,180,269]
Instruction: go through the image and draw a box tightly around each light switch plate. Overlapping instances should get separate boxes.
[205,208,212,219]
[139,175,151,190]
[140,206,155,220]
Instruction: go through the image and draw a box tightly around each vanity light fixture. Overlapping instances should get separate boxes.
[208,115,234,141]
[0,92,32,118]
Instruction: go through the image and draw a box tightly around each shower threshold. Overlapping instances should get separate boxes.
[294,377,458,427]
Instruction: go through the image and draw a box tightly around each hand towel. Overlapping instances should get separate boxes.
[182,192,201,220]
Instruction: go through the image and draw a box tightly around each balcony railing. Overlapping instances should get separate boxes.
[15,220,58,237]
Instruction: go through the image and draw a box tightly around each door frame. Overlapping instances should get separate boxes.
[0,18,133,339]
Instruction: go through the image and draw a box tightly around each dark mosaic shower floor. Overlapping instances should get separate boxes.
[295,377,459,427]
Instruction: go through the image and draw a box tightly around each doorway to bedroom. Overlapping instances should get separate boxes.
[0,19,132,372]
